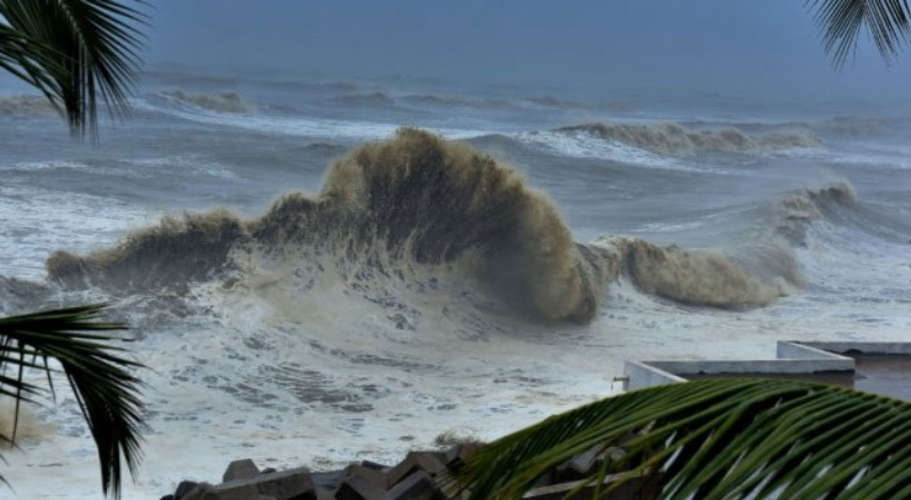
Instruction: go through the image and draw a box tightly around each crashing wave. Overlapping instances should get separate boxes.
[161,90,255,113]
[47,129,786,323]
[586,237,787,308]
[0,95,56,117]
[556,122,821,156]
[773,181,856,245]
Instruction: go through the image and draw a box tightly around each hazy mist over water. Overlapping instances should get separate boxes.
[141,0,911,105]
[1,2,910,497]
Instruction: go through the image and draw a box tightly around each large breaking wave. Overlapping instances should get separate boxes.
[46,129,809,324]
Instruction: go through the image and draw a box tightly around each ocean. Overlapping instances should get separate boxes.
[1,67,910,497]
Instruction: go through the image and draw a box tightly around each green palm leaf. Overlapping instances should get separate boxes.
[0,304,145,499]
[458,378,911,499]
[808,0,911,67]
[0,0,146,139]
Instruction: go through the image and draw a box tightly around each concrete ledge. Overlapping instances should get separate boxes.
[645,358,853,376]
[623,361,687,391]
[790,341,911,356]
[623,340,879,391]
[776,341,854,361]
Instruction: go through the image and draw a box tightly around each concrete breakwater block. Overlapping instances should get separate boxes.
[360,460,390,471]
[223,459,261,482]
[334,464,389,500]
[386,452,448,488]
[176,480,200,499]
[182,466,317,500]
[165,442,661,500]
[443,443,480,472]
[334,450,452,500]
[385,471,443,500]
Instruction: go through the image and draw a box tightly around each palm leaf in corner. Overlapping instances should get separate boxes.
[809,0,911,67]
[458,378,911,499]
[0,304,144,499]
[0,0,146,139]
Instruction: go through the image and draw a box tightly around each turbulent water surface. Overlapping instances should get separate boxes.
[1,68,910,497]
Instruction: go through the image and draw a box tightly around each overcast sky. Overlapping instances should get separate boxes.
[142,0,910,101]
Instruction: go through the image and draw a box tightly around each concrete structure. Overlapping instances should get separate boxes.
[792,341,911,356]
[623,340,911,391]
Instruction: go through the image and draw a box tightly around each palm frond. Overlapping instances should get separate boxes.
[809,0,911,67]
[0,304,144,499]
[0,0,146,139]
[0,26,49,87]
[458,378,911,499]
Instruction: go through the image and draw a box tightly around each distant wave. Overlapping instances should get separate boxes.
[161,90,256,113]
[142,67,239,86]
[322,81,360,91]
[685,115,904,139]
[601,100,637,112]
[556,121,821,156]
[262,79,360,92]
[331,92,395,106]
[526,96,584,109]
[814,115,897,137]
[46,129,786,326]
[145,67,361,93]
[296,142,349,156]
[402,94,514,110]
[510,130,694,172]
[0,159,151,180]
[525,96,636,112]
[0,95,56,117]
[336,92,515,110]
[131,97,491,141]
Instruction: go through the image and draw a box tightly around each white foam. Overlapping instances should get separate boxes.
[513,129,726,173]
[0,184,153,280]
[132,97,490,141]
[3,276,624,498]
[2,103,909,500]
[1,159,156,180]
[825,144,911,170]
[124,155,240,180]
[7,249,910,499]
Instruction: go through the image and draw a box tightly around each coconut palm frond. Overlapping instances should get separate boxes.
[0,304,144,499]
[0,26,52,91]
[458,378,911,499]
[0,0,146,139]
[809,0,911,67]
